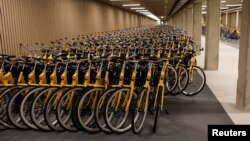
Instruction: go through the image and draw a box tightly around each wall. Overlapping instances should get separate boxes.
[229,12,237,28]
[0,0,155,55]
[221,14,226,25]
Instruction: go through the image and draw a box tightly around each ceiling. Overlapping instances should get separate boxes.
[99,0,243,21]
[100,0,179,20]
[202,0,243,14]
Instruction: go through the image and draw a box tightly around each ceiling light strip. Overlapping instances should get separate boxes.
[122,4,140,7]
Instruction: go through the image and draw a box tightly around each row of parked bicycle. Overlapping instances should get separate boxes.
[0,25,206,134]
[220,25,240,43]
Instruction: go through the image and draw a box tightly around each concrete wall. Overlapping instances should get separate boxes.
[229,12,237,28]
[221,14,226,25]
[209,11,241,30]
[0,0,155,55]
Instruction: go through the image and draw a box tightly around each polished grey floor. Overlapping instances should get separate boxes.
[0,84,233,141]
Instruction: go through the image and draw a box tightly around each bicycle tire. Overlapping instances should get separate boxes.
[7,86,34,129]
[172,65,189,95]
[30,87,60,131]
[182,66,206,96]
[71,87,93,130]
[165,66,178,93]
[44,87,68,131]
[20,87,46,129]
[94,87,116,133]
[153,86,162,133]
[104,87,137,133]
[0,86,20,128]
[76,87,104,133]
[131,88,148,134]
[56,87,83,131]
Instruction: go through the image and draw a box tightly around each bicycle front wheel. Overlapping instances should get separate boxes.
[104,87,137,133]
[182,66,206,96]
[165,66,178,93]
[131,88,149,134]
[153,87,162,133]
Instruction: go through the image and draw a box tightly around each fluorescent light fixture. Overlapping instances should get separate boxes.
[130,7,145,10]
[202,11,206,14]
[202,5,207,8]
[122,4,140,7]
[226,4,242,7]
[136,10,148,12]
[221,0,226,3]
[161,16,164,18]
[139,12,152,15]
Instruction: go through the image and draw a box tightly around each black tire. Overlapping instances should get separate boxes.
[0,86,20,128]
[153,87,162,133]
[0,87,7,130]
[165,66,178,93]
[56,87,83,131]
[31,87,60,131]
[94,88,116,133]
[7,86,33,129]
[44,87,68,131]
[172,66,189,95]
[71,87,93,130]
[76,87,104,133]
[182,66,206,96]
[131,88,148,134]
[20,87,46,129]
[104,87,137,133]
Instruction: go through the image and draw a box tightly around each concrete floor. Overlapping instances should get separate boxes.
[197,36,250,124]
[0,84,233,141]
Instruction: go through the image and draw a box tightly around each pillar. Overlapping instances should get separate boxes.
[193,2,202,51]
[236,0,250,110]
[236,11,239,29]
[204,0,220,70]
[186,5,193,36]
[225,13,228,26]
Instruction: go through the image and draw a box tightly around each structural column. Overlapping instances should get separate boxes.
[236,11,239,29]
[225,13,228,26]
[204,0,220,70]
[186,5,193,36]
[236,0,250,110]
[193,2,202,51]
